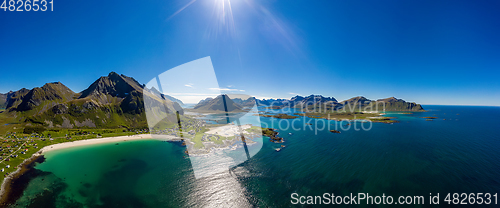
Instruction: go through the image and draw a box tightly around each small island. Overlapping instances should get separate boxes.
[330,130,341,133]
[421,117,438,119]
[262,128,284,143]
[264,106,283,110]
[295,112,400,123]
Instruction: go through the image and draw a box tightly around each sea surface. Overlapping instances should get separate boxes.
[10,105,500,207]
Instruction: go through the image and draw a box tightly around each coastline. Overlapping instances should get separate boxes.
[0,153,45,207]
[38,134,153,153]
[0,131,257,205]
[0,134,153,207]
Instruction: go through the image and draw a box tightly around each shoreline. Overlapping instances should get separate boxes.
[0,134,154,206]
[38,134,154,153]
[0,153,45,207]
[0,131,261,205]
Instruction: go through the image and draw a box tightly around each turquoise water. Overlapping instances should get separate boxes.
[10,105,500,207]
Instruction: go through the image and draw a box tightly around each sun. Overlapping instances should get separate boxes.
[167,0,238,37]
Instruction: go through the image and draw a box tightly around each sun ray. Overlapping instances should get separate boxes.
[166,0,198,21]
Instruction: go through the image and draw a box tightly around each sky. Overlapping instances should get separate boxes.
[1,0,499,105]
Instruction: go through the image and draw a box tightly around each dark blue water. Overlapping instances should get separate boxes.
[11,105,500,207]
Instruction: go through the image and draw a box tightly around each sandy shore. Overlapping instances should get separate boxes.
[0,134,155,205]
[205,124,252,137]
[39,134,153,153]
[0,152,44,207]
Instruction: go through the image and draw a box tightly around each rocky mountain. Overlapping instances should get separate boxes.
[147,87,184,106]
[15,82,76,112]
[256,98,288,106]
[1,72,424,129]
[195,97,213,107]
[79,72,143,103]
[193,94,243,112]
[0,93,7,109]
[254,95,340,111]
[3,88,31,110]
[373,97,424,111]
[291,95,338,108]
[255,95,337,108]
[232,97,257,108]
[253,95,424,112]
[339,96,424,111]
[2,72,184,129]
[341,96,371,105]
[339,96,372,111]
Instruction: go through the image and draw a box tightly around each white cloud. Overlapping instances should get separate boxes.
[184,83,194,88]
[289,92,301,96]
[167,93,219,96]
[208,88,245,92]
[174,96,214,104]
[164,93,219,104]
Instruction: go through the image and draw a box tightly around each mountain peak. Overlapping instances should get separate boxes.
[79,72,144,100]
[42,82,69,91]
[377,97,402,102]
[108,72,123,81]
[194,94,242,112]
[303,94,337,102]
[15,82,76,112]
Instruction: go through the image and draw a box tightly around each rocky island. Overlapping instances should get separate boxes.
[262,128,284,143]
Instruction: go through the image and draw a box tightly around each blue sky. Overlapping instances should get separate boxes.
[1,0,499,105]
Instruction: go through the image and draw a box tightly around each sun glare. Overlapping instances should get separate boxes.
[168,0,238,38]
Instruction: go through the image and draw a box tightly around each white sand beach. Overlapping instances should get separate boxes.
[0,134,155,200]
[205,124,252,137]
[39,134,154,153]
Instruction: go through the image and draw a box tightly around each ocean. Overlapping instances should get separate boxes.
[9,105,500,207]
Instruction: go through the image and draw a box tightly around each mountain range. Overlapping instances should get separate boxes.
[197,94,424,112]
[193,95,243,112]
[0,72,183,129]
[1,72,424,130]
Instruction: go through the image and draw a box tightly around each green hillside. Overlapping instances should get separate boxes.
[0,72,185,134]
